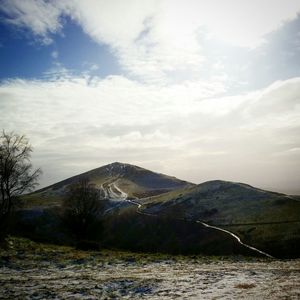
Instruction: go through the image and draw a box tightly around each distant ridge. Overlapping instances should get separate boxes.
[143,179,298,223]
[30,162,194,203]
[21,162,300,258]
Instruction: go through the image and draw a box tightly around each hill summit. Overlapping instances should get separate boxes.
[21,162,300,258]
[29,162,193,205]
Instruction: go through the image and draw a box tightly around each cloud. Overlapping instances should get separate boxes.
[0,0,64,44]
[89,64,98,71]
[64,0,300,81]
[51,50,58,59]
[0,74,299,193]
[1,1,300,192]
[1,0,300,81]
[247,78,300,117]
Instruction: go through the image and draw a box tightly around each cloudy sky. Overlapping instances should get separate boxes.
[0,0,300,193]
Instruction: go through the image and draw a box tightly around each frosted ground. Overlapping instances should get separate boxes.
[0,238,299,299]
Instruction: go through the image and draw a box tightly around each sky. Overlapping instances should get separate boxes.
[0,0,300,194]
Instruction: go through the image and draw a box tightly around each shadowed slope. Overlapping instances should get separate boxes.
[143,180,300,223]
[23,162,193,207]
[140,180,300,257]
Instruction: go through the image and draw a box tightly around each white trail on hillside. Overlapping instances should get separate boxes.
[103,183,274,258]
[111,183,127,200]
[127,199,274,258]
[196,221,274,258]
[101,180,128,214]
[101,181,128,201]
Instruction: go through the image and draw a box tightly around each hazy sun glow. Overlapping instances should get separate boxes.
[0,0,300,193]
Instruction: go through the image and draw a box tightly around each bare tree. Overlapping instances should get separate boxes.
[62,179,105,243]
[0,131,41,238]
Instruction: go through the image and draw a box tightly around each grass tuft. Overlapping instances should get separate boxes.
[235,283,256,289]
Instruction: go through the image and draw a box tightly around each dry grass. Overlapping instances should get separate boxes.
[235,283,256,289]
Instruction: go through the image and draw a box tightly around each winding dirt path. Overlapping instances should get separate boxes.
[102,182,274,258]
[126,199,274,258]
[101,180,128,200]
[101,180,128,214]
[196,221,274,258]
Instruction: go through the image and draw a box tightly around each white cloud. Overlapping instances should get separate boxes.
[51,50,58,59]
[0,0,64,44]
[89,64,99,71]
[2,0,300,80]
[0,75,300,193]
[67,0,300,81]
[181,0,300,48]
[1,0,300,193]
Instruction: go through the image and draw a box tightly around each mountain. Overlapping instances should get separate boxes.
[20,163,300,257]
[142,180,299,223]
[23,162,193,207]
[139,180,300,257]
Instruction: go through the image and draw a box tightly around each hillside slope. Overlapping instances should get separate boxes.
[142,180,299,222]
[23,162,193,207]
[140,180,300,257]
[20,165,300,257]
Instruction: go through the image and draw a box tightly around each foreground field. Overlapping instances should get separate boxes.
[0,238,299,299]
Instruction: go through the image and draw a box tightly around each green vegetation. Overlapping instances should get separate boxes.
[102,208,257,256]
[141,180,300,257]
[0,236,265,268]
[26,162,191,207]
[144,181,300,224]
[21,192,62,208]
[10,164,300,258]
[226,222,300,258]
